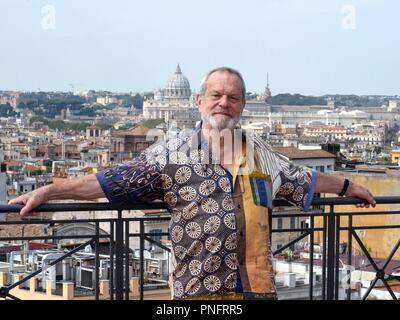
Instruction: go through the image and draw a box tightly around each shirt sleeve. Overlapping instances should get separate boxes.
[273,153,317,211]
[95,145,165,205]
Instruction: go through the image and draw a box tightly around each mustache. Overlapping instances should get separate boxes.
[211,110,233,116]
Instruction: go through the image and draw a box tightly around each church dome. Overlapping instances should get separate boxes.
[164,64,191,101]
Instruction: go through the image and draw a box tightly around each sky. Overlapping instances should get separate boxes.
[0,0,399,96]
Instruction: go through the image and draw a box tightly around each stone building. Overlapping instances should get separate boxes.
[142,65,200,130]
[110,124,158,163]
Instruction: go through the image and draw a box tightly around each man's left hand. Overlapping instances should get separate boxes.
[345,181,376,208]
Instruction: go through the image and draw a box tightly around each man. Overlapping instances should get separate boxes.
[9,67,375,300]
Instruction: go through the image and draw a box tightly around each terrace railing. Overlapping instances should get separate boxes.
[0,196,399,300]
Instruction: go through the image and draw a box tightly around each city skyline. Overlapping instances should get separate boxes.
[0,0,399,96]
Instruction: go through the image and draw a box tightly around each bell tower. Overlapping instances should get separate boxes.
[263,73,271,102]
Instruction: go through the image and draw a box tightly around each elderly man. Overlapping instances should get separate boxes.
[9,67,375,300]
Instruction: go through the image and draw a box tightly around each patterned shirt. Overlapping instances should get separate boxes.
[95,124,317,299]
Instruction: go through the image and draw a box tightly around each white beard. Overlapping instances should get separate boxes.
[201,113,238,131]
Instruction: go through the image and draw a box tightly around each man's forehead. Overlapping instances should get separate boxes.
[206,71,242,92]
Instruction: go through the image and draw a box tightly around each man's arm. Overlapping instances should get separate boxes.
[8,174,105,216]
[315,172,376,208]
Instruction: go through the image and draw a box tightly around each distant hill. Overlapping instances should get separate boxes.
[268,94,326,105]
[267,93,398,107]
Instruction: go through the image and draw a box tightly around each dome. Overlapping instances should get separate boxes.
[164,64,191,101]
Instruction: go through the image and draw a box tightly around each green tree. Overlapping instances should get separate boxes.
[0,103,17,117]
[141,118,164,129]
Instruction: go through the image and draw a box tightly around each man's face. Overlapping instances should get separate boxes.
[197,71,245,131]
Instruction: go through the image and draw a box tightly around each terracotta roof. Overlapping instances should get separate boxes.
[25,165,42,171]
[3,160,22,167]
[273,147,336,160]
[0,242,57,251]
[113,125,150,137]
[374,282,400,292]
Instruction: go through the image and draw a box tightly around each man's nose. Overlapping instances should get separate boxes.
[218,95,230,108]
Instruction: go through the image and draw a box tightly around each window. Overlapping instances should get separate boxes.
[290,217,296,230]
[277,218,283,230]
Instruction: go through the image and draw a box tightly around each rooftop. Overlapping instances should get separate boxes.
[113,124,150,137]
[273,147,336,160]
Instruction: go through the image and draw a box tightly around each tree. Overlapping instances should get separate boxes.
[0,103,17,117]
[142,118,164,129]
[17,102,27,109]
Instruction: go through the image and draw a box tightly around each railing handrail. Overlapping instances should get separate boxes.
[1,196,400,301]
[0,196,400,300]
[2,196,400,214]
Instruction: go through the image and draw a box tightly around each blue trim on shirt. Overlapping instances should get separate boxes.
[255,178,269,208]
[95,171,123,205]
[303,170,317,212]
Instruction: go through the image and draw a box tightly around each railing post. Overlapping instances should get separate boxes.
[327,205,336,300]
[309,215,314,300]
[115,210,124,300]
[109,221,114,300]
[125,220,130,300]
[335,215,341,300]
[322,214,327,300]
[140,220,144,301]
[347,215,353,300]
[95,221,100,300]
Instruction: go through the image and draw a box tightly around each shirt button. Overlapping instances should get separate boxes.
[237,204,241,209]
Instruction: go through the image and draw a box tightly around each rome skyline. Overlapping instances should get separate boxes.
[0,0,399,96]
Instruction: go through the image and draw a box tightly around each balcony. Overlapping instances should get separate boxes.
[1,196,400,300]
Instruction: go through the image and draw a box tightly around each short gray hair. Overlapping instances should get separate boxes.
[199,67,246,101]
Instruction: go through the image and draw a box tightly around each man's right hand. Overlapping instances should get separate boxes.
[8,186,50,216]
[8,174,106,216]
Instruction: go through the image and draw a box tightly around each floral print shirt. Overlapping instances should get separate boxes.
[95,125,317,299]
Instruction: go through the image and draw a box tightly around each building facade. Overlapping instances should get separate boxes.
[142,65,200,130]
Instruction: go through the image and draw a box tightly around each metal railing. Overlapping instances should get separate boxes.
[0,196,400,300]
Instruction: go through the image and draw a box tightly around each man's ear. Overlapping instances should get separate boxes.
[240,100,246,115]
[196,94,203,111]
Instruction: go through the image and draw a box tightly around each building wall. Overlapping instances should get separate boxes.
[292,158,335,173]
[241,112,370,127]
[391,151,400,165]
[272,207,308,252]
[314,172,400,260]
[0,170,6,221]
